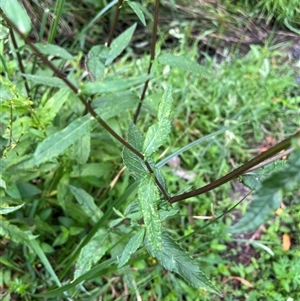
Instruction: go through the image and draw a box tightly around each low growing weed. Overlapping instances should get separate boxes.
[0,0,299,300]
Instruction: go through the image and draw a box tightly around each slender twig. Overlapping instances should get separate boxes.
[107,0,123,47]
[169,132,299,203]
[9,28,31,97]
[133,0,160,123]
[246,147,294,172]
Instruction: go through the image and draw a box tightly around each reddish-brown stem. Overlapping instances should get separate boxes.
[107,0,123,47]
[133,0,160,123]
[168,131,299,203]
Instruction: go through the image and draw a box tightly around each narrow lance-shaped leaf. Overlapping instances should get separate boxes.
[118,227,145,268]
[74,229,108,279]
[138,174,162,260]
[69,185,103,223]
[143,85,173,157]
[158,53,210,77]
[146,232,221,296]
[229,147,300,234]
[128,2,146,26]
[105,23,137,66]
[123,120,147,179]
[0,0,31,35]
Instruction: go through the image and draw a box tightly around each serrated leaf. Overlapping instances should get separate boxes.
[22,74,66,87]
[80,75,150,95]
[138,174,162,260]
[229,148,300,234]
[0,0,31,35]
[0,218,32,247]
[143,85,173,157]
[123,120,147,179]
[105,23,137,65]
[32,115,92,166]
[74,229,108,279]
[0,203,24,215]
[38,89,70,126]
[34,43,73,60]
[118,227,145,267]
[146,232,221,296]
[69,185,103,223]
[158,53,210,76]
[128,2,146,26]
[93,92,139,119]
[86,45,107,81]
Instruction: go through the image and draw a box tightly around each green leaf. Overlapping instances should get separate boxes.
[0,218,32,247]
[34,43,73,60]
[143,85,173,157]
[123,120,147,179]
[158,53,210,76]
[74,229,108,279]
[16,182,42,197]
[86,45,108,81]
[241,160,287,190]
[118,227,145,268]
[70,163,112,178]
[80,75,150,95]
[105,23,137,66]
[69,185,103,223]
[128,2,146,26]
[229,148,300,234]
[0,203,24,215]
[38,89,70,126]
[30,239,62,288]
[0,0,31,35]
[73,134,90,164]
[93,92,139,119]
[32,115,91,166]
[148,232,221,295]
[22,74,66,87]
[138,174,162,260]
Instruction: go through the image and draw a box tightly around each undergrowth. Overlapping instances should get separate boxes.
[0,0,299,300]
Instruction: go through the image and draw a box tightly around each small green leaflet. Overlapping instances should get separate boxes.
[146,232,221,296]
[38,89,70,126]
[74,229,108,280]
[0,0,31,35]
[80,75,150,95]
[69,185,103,223]
[22,74,66,88]
[128,2,146,26]
[143,85,173,157]
[158,53,210,77]
[32,115,92,166]
[34,43,73,60]
[123,120,147,179]
[118,227,145,268]
[138,174,162,260]
[86,45,109,81]
[105,23,137,66]
[229,147,300,234]
[0,203,24,215]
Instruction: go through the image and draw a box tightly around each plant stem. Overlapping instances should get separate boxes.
[9,28,31,97]
[133,0,160,123]
[169,131,299,203]
[107,0,123,47]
